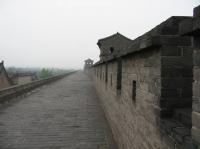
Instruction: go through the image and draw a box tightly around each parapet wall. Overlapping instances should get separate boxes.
[0,72,75,103]
[179,5,200,146]
[92,49,164,149]
[90,5,200,149]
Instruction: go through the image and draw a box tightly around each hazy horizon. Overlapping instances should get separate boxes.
[0,0,199,69]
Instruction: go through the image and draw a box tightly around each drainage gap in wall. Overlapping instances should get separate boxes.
[111,74,112,87]
[132,80,136,103]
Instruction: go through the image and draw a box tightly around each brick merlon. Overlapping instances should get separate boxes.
[179,5,200,36]
[194,5,200,18]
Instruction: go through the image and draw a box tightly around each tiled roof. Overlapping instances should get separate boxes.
[97,32,132,45]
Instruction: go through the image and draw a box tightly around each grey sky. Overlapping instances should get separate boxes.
[0,0,199,69]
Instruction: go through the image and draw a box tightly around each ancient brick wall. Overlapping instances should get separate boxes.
[178,5,200,147]
[90,9,200,148]
[160,42,193,118]
[191,6,200,146]
[92,49,172,149]
[192,35,200,147]
[92,47,194,149]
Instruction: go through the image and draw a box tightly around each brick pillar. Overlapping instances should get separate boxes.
[192,5,200,146]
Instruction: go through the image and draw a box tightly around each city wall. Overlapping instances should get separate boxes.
[89,5,200,149]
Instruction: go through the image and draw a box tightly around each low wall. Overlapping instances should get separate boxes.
[0,71,75,103]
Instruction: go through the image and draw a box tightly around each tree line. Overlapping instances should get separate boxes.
[6,67,74,79]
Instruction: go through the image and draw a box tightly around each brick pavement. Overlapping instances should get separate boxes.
[0,71,117,149]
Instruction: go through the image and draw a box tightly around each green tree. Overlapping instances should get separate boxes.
[39,68,53,79]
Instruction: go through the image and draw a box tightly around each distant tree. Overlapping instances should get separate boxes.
[6,66,73,79]
[39,68,53,79]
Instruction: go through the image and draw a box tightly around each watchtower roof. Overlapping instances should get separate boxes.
[97,32,132,47]
[84,59,94,62]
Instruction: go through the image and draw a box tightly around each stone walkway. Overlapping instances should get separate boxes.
[0,71,117,149]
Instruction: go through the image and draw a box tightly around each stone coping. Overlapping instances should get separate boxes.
[179,5,200,36]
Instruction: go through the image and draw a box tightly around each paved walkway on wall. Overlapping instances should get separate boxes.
[0,71,117,149]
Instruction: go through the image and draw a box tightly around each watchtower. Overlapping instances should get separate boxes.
[84,59,94,70]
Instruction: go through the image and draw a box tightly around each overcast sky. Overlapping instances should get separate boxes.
[0,0,199,69]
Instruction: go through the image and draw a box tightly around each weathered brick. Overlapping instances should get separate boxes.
[161,78,192,88]
[193,98,200,113]
[160,108,173,118]
[193,82,200,97]
[192,16,200,145]
[181,18,200,36]
[181,88,192,98]
[161,26,179,35]
[161,46,182,56]
[160,98,192,109]
[179,18,193,35]
[161,89,179,98]
[194,67,200,81]
[194,50,200,66]
[194,5,200,18]
[161,67,183,77]
[182,47,193,56]
[192,127,200,145]
[152,36,192,46]
[192,111,200,129]
[193,37,200,48]
[182,67,193,77]
[161,56,192,67]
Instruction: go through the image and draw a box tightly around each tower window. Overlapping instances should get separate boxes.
[110,47,114,54]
